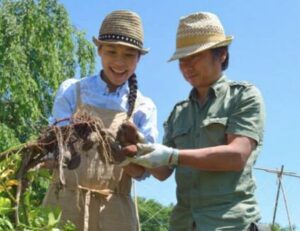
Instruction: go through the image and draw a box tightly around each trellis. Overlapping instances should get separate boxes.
[255,165,300,231]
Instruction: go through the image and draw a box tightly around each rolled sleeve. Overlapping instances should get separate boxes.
[132,96,158,181]
[133,97,158,143]
[134,170,151,181]
[226,85,265,144]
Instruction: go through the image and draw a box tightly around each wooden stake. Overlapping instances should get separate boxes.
[272,165,284,226]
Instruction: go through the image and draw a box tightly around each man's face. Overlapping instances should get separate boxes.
[179,49,224,89]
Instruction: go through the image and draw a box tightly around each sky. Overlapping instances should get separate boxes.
[59,0,300,228]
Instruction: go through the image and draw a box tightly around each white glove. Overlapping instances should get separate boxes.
[129,143,179,168]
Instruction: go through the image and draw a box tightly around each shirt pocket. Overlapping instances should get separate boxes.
[201,117,228,145]
[171,126,191,148]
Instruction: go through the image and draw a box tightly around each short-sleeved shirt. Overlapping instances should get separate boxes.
[163,75,265,231]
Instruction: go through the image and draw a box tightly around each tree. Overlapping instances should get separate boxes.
[0,0,95,229]
[271,223,297,231]
[0,0,95,147]
[138,197,173,231]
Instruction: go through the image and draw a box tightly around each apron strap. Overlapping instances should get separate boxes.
[75,81,82,112]
[79,185,115,231]
[83,190,91,231]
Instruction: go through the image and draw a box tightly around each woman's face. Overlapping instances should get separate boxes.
[98,44,140,91]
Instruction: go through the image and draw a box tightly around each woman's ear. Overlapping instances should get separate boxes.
[137,53,141,62]
[97,46,102,57]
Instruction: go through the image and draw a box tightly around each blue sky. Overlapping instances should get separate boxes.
[59,0,300,228]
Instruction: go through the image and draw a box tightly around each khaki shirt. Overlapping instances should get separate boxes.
[163,76,265,231]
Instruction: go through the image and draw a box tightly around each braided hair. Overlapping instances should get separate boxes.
[100,70,138,119]
[127,73,138,119]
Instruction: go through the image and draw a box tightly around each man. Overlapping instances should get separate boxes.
[126,12,269,231]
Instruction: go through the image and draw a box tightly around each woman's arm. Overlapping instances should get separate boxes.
[122,163,146,178]
[148,166,173,181]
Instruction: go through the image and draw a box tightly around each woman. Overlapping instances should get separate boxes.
[43,10,158,231]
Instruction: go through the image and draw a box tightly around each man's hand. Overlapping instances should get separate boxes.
[127,143,179,168]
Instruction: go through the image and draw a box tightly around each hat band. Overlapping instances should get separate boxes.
[177,34,226,49]
[99,34,143,49]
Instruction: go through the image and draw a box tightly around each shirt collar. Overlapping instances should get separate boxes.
[210,75,228,98]
[96,71,129,96]
[189,74,229,101]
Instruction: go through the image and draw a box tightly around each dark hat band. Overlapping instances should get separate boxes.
[99,34,143,49]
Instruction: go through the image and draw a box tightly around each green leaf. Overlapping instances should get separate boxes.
[0,197,12,215]
[0,0,95,228]
[47,211,58,227]
[0,216,15,230]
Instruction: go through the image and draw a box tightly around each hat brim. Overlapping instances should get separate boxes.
[168,36,233,62]
[93,36,149,55]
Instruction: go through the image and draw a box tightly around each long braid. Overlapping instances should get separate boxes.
[127,74,138,119]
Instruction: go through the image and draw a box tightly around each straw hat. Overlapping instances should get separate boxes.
[93,10,149,54]
[168,12,233,61]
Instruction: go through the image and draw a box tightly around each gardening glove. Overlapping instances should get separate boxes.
[129,143,179,168]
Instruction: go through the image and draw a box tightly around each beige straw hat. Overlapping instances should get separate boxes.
[93,10,149,54]
[168,12,233,61]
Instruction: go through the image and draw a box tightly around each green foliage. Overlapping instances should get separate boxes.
[0,197,11,215]
[0,123,20,152]
[0,152,21,194]
[0,0,96,143]
[0,209,76,231]
[271,223,297,231]
[0,216,15,231]
[0,0,96,229]
[0,150,70,230]
[138,197,173,231]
